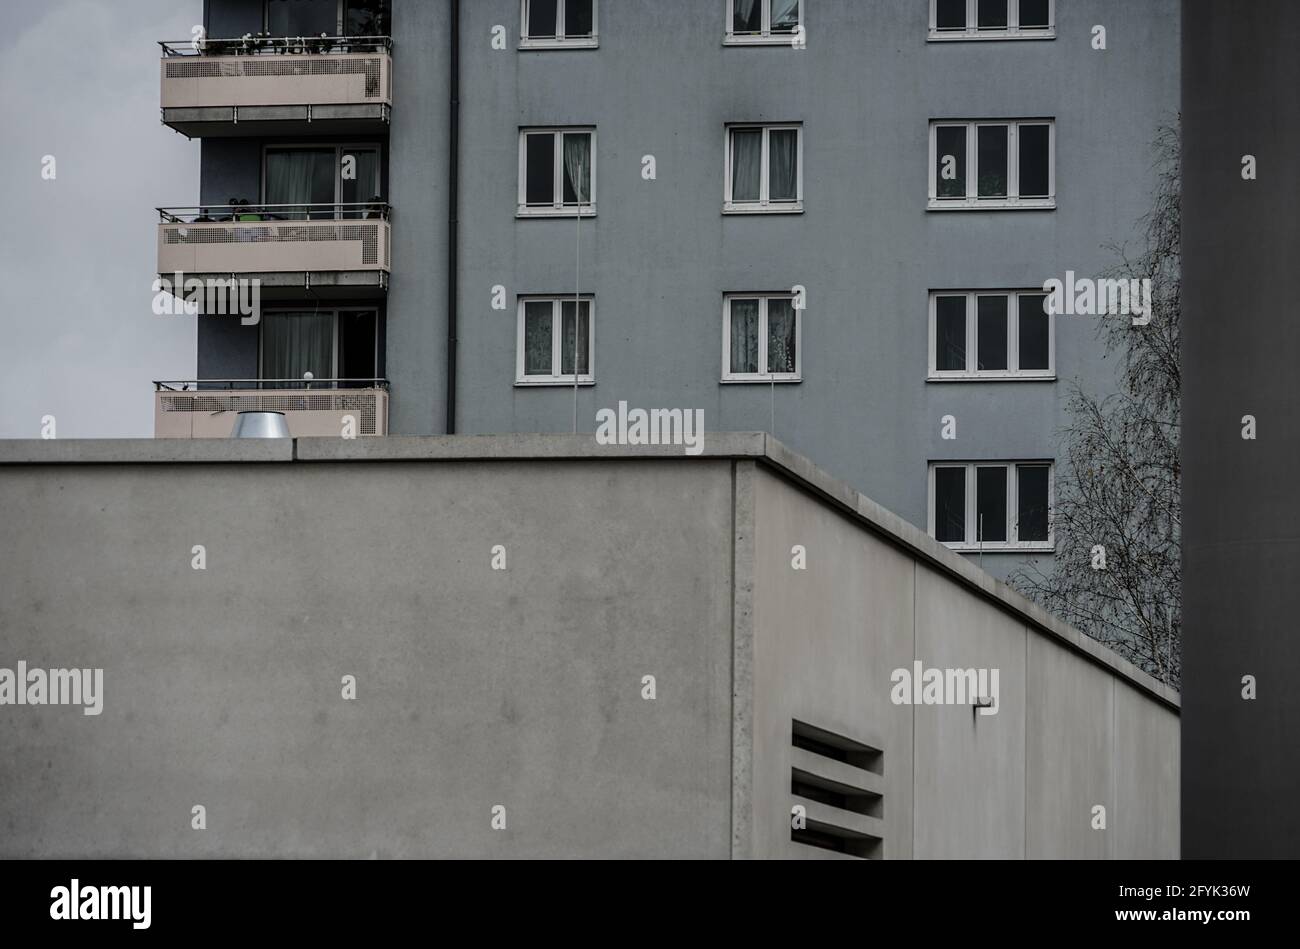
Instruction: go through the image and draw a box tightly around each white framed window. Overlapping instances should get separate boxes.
[516,296,594,385]
[929,0,1055,40]
[928,461,1054,551]
[722,293,802,382]
[725,124,803,213]
[518,127,596,217]
[928,119,1055,210]
[520,0,598,49]
[725,0,803,45]
[929,290,1053,380]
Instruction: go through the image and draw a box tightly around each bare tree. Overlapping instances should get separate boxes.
[1011,124,1181,687]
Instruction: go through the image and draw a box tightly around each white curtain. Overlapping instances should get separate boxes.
[266,149,334,218]
[561,301,590,375]
[767,299,796,373]
[730,300,760,374]
[769,129,798,201]
[524,303,553,375]
[731,130,762,202]
[563,134,591,205]
[263,312,334,386]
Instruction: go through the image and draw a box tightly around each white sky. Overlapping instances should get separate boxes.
[0,0,203,437]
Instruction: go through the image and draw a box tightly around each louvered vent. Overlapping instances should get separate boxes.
[790,720,884,858]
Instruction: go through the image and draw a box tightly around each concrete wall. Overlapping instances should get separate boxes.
[0,437,1176,857]
[741,449,1179,859]
[0,444,734,857]
[191,0,1182,582]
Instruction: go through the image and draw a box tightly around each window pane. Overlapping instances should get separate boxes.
[935,296,967,371]
[1017,465,1050,542]
[525,133,554,205]
[768,129,798,201]
[565,0,594,37]
[732,0,762,33]
[265,148,335,220]
[771,0,800,32]
[1019,0,1050,28]
[338,310,377,386]
[560,301,590,375]
[935,126,967,198]
[524,302,553,375]
[730,300,760,374]
[976,467,1008,543]
[527,0,558,37]
[977,295,1008,371]
[977,125,1008,197]
[936,0,966,29]
[339,148,380,217]
[978,0,1008,29]
[935,468,966,543]
[345,0,390,36]
[767,299,797,373]
[561,133,591,204]
[1018,294,1050,370]
[267,0,338,36]
[262,312,334,388]
[1018,124,1051,197]
[730,129,762,202]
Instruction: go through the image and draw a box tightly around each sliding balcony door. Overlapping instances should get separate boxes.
[266,0,339,37]
[265,145,381,219]
[261,309,378,388]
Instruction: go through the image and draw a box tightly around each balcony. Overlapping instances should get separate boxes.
[154,380,389,438]
[159,35,392,138]
[157,204,390,299]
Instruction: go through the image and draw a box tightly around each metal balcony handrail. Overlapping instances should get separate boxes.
[158,203,391,224]
[155,379,391,392]
[159,35,392,57]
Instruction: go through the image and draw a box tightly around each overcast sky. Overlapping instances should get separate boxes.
[0,0,202,438]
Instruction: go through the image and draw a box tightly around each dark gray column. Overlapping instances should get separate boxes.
[1182,0,1300,858]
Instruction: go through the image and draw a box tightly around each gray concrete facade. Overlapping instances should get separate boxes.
[181,0,1181,581]
[0,435,1178,858]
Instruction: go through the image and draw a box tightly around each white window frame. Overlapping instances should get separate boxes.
[928,0,1056,41]
[721,293,803,383]
[723,0,805,45]
[517,127,597,218]
[258,306,381,381]
[928,290,1055,380]
[927,119,1056,210]
[520,0,599,49]
[515,295,595,386]
[928,461,1054,551]
[724,124,804,214]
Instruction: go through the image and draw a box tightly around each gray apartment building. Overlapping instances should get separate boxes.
[156,0,1181,580]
